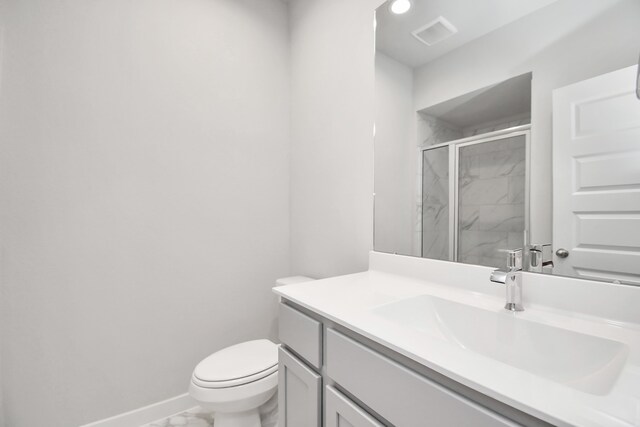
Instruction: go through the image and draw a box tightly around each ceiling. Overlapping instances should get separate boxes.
[420,73,532,129]
[376,0,560,68]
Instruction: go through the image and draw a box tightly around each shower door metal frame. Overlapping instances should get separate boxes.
[421,125,531,263]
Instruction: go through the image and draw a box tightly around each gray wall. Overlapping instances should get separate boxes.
[0,1,290,425]
[289,0,383,278]
[374,52,415,257]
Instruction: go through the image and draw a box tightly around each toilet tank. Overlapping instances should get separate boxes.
[275,276,315,286]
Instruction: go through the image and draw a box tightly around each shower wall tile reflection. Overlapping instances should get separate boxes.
[415,113,461,257]
[462,114,531,138]
[422,146,449,260]
[418,113,463,147]
[415,112,530,258]
[457,136,526,268]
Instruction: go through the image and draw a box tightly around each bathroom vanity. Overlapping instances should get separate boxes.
[274,252,640,427]
[274,2,640,425]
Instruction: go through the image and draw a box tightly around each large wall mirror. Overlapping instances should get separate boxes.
[374,0,640,285]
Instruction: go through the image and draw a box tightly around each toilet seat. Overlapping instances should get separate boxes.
[192,339,278,389]
[190,370,278,403]
[192,363,278,388]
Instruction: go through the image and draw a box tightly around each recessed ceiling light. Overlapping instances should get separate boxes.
[389,0,411,15]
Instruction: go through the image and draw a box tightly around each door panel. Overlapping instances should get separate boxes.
[552,65,640,284]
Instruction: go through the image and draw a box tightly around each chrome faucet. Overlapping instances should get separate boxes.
[529,243,554,273]
[490,249,524,312]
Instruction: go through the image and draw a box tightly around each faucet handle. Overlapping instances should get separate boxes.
[530,243,554,272]
[531,243,549,252]
[506,248,523,270]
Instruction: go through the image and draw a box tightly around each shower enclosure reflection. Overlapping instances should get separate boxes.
[413,73,531,269]
[421,129,528,269]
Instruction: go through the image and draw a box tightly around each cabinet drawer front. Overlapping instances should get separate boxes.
[278,347,322,427]
[279,302,322,369]
[326,386,384,427]
[326,329,518,427]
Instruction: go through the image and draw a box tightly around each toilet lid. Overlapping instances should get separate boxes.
[193,339,278,385]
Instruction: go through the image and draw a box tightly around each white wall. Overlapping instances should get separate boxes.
[0,1,290,426]
[374,52,415,256]
[413,0,640,245]
[289,0,383,278]
[0,4,6,424]
[0,4,5,424]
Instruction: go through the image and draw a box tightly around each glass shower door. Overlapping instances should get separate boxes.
[456,135,527,268]
[422,146,450,260]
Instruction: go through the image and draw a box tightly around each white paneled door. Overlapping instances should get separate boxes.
[552,65,640,284]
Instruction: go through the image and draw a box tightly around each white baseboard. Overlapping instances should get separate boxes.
[80,393,196,427]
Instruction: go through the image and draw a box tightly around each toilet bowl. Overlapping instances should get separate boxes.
[189,339,278,427]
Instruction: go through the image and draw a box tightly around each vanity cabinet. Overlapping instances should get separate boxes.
[278,346,322,427]
[278,303,322,369]
[278,301,547,427]
[278,302,323,427]
[325,386,384,427]
[326,329,517,427]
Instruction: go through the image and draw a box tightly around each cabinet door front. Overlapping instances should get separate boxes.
[326,329,520,427]
[279,303,323,368]
[278,346,322,427]
[326,386,384,427]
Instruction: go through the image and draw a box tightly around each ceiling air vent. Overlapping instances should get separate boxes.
[412,16,458,46]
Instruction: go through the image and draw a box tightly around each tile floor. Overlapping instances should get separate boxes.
[144,407,214,427]
[142,394,278,427]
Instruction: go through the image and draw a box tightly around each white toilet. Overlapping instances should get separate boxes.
[189,339,278,427]
[189,276,314,427]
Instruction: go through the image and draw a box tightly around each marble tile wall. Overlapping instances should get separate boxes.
[457,136,526,268]
[415,112,529,265]
[422,147,450,260]
[417,113,463,147]
[462,113,531,138]
[414,113,462,256]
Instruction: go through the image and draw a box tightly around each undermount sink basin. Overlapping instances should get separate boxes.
[373,295,629,395]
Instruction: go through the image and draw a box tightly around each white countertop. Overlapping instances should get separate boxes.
[273,252,640,427]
